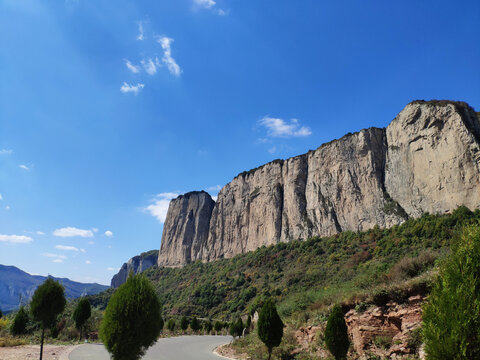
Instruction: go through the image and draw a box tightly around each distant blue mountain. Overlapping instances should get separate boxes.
[0,264,109,313]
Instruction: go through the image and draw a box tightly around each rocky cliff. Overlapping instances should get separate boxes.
[111,250,158,288]
[158,101,480,267]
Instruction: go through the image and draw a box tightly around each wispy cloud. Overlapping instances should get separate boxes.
[0,149,13,155]
[268,146,277,154]
[206,185,222,192]
[137,21,144,41]
[55,245,79,251]
[125,59,140,73]
[194,0,216,8]
[0,234,33,244]
[145,192,179,223]
[36,231,45,235]
[107,267,116,271]
[42,252,67,259]
[104,230,113,237]
[258,117,312,138]
[19,164,30,171]
[85,260,91,264]
[157,37,182,77]
[53,258,64,263]
[5,206,10,211]
[120,82,145,95]
[53,227,94,238]
[141,58,157,75]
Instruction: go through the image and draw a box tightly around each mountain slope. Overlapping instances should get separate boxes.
[0,265,108,313]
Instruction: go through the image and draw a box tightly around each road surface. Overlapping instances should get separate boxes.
[69,335,233,360]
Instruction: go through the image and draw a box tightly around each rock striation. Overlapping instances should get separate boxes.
[158,101,480,267]
[111,250,158,288]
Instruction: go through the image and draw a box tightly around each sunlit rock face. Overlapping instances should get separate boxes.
[158,101,480,267]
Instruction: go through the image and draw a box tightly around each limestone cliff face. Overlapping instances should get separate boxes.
[111,250,158,288]
[385,101,480,217]
[201,127,406,262]
[158,101,480,267]
[158,191,215,267]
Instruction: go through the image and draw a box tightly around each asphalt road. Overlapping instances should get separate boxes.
[69,335,233,360]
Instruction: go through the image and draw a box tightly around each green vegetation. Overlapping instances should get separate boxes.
[88,206,479,326]
[325,305,349,359]
[100,274,163,360]
[422,225,480,359]
[190,317,200,332]
[72,298,91,340]
[10,306,29,336]
[230,318,244,338]
[258,299,283,360]
[31,278,66,360]
[180,316,188,331]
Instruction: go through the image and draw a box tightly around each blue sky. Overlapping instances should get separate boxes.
[0,0,479,285]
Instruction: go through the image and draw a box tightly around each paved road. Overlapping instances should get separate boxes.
[69,335,233,360]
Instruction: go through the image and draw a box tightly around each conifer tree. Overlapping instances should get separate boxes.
[258,299,283,360]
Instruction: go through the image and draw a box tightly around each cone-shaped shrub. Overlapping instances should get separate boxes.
[325,304,350,360]
[258,298,283,360]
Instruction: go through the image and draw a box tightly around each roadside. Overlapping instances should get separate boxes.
[0,344,80,360]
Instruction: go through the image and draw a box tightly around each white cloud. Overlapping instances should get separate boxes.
[55,245,79,251]
[80,248,86,253]
[157,37,182,77]
[5,205,10,210]
[258,117,312,138]
[88,241,95,245]
[217,9,227,15]
[105,230,113,237]
[42,253,67,259]
[0,234,33,244]
[137,21,144,41]
[19,164,30,171]
[0,149,13,155]
[85,260,91,264]
[141,58,157,75]
[107,267,116,271]
[120,82,145,95]
[206,185,222,192]
[211,195,218,201]
[125,59,140,73]
[194,0,216,8]
[53,259,64,263]
[0,194,3,201]
[92,228,98,233]
[36,231,45,235]
[53,227,94,238]
[268,146,277,154]
[145,192,179,223]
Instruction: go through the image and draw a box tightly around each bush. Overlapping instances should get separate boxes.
[10,307,29,335]
[423,226,480,358]
[190,317,201,332]
[372,290,390,307]
[325,305,349,360]
[100,274,163,360]
[229,318,243,338]
[166,319,176,332]
[180,316,188,331]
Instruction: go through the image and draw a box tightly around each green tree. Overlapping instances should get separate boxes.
[325,304,350,360]
[423,226,480,359]
[180,316,189,332]
[10,306,29,335]
[31,278,66,360]
[229,318,244,338]
[214,320,223,334]
[258,298,284,360]
[166,318,176,332]
[100,274,163,360]
[246,315,252,329]
[190,317,201,332]
[73,298,91,340]
[204,320,213,334]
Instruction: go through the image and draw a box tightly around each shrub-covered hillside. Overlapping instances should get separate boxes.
[89,206,480,322]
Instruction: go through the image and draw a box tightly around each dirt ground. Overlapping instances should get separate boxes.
[0,344,79,360]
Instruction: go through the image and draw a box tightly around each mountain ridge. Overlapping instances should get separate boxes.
[0,264,108,313]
